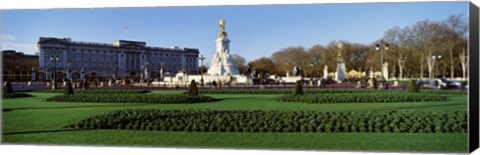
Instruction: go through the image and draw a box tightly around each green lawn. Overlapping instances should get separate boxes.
[1,91,469,153]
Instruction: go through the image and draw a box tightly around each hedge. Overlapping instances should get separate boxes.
[293,80,303,96]
[36,90,151,94]
[196,89,382,94]
[194,89,468,95]
[408,79,419,93]
[277,93,448,103]
[3,93,33,99]
[68,109,467,133]
[46,94,220,104]
[421,90,467,95]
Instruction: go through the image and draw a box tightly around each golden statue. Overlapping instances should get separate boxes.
[218,18,227,38]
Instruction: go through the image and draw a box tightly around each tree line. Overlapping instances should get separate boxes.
[230,14,468,80]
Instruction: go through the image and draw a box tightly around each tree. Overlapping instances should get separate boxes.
[459,48,467,80]
[64,80,74,96]
[441,14,468,79]
[307,45,325,77]
[188,80,198,96]
[271,47,308,76]
[231,54,248,75]
[383,26,413,79]
[248,57,277,79]
[407,79,420,93]
[412,20,440,79]
[293,80,303,96]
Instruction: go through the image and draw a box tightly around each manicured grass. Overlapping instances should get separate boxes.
[1,91,469,153]
[3,131,467,153]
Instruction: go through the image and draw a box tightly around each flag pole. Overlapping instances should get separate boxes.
[125,25,129,40]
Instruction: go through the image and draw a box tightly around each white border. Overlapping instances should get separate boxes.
[1,0,479,155]
[0,0,473,10]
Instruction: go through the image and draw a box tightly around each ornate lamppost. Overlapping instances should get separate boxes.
[50,54,60,90]
[198,54,206,87]
[432,53,442,78]
[310,63,314,86]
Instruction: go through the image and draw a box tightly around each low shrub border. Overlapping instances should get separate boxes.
[46,94,220,104]
[195,89,382,94]
[421,90,467,95]
[68,109,467,133]
[35,90,151,94]
[195,89,467,95]
[277,93,448,103]
[2,93,33,99]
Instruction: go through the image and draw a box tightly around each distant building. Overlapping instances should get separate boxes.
[37,37,199,81]
[2,50,39,82]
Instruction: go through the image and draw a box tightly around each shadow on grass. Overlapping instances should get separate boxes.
[371,102,462,111]
[3,129,92,135]
[2,104,146,112]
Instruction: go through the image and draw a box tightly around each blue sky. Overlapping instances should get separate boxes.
[0,2,469,65]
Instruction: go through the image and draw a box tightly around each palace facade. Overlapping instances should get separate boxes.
[2,50,39,82]
[38,37,199,81]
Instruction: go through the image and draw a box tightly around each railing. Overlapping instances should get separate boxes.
[8,81,412,91]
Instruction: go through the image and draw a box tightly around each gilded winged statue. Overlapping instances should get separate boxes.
[218,18,227,38]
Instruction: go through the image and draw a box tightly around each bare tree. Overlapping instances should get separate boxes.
[441,14,468,79]
[383,26,414,79]
[307,45,325,77]
[271,47,308,76]
[412,20,437,79]
[460,48,467,80]
[248,57,276,79]
[231,54,248,75]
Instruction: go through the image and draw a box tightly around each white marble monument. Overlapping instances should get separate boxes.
[382,62,389,81]
[155,18,251,86]
[336,63,346,82]
[207,18,239,76]
[323,65,328,79]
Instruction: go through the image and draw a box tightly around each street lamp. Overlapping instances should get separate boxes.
[432,53,442,78]
[310,63,314,86]
[50,54,60,90]
[376,43,388,89]
[198,54,206,87]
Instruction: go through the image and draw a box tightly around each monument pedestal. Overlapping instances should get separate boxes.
[336,62,346,82]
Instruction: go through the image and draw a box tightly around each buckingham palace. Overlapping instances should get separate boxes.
[38,37,199,81]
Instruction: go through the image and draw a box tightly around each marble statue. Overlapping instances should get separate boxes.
[66,62,72,81]
[382,62,389,81]
[143,62,150,79]
[112,67,118,80]
[45,67,51,81]
[293,66,301,76]
[323,65,328,79]
[80,67,85,81]
[335,43,346,82]
[31,67,36,82]
[160,63,165,81]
